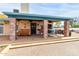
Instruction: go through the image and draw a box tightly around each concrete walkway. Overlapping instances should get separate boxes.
[0,32,79,56]
[3,40,79,56]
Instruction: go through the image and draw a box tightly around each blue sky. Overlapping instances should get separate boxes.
[0,3,20,12]
[0,3,79,17]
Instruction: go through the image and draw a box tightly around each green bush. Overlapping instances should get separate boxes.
[71,24,79,28]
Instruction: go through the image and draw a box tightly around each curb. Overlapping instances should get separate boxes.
[10,37,79,49]
[0,44,11,54]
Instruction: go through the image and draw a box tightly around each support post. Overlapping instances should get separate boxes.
[10,18,16,40]
[43,20,48,39]
[64,20,69,37]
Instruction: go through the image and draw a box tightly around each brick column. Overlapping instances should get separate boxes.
[9,18,16,40]
[64,20,69,37]
[43,20,48,39]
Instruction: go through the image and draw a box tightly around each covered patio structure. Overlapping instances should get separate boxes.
[2,12,73,41]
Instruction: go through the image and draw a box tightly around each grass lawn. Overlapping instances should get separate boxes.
[0,45,7,52]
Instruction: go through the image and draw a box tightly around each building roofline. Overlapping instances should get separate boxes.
[3,12,73,21]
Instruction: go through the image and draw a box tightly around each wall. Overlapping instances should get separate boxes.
[4,24,10,35]
[0,21,10,36]
[16,20,31,35]
[17,20,30,29]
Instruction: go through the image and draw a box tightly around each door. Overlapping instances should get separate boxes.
[31,23,36,35]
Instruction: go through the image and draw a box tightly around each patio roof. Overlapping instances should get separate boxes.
[3,12,73,21]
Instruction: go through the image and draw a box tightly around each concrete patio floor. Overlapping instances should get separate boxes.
[0,35,63,45]
[0,32,79,45]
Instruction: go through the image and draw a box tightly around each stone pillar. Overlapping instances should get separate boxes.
[9,18,16,40]
[43,20,48,39]
[64,20,69,37]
